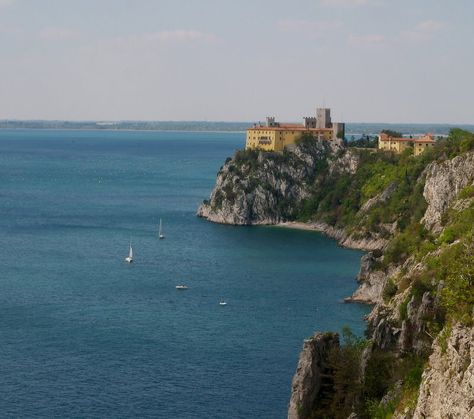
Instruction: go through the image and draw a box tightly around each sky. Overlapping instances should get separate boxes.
[0,0,473,123]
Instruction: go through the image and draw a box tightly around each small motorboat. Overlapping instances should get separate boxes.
[176,285,188,290]
[219,301,227,306]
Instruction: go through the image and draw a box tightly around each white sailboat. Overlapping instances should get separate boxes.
[159,218,165,240]
[125,242,133,263]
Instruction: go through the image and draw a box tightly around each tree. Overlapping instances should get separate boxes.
[381,129,403,138]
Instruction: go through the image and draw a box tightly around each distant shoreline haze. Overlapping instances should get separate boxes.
[0,120,473,136]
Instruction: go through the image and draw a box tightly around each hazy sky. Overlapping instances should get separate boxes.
[0,0,473,123]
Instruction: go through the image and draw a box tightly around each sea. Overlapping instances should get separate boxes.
[0,129,371,418]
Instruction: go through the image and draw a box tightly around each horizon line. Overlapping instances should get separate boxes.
[0,118,473,126]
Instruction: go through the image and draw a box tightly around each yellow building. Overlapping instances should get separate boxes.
[378,133,435,156]
[246,109,345,152]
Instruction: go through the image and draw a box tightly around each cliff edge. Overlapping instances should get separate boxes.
[197,137,352,225]
[197,135,387,250]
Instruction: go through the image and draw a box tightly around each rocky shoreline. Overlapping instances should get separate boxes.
[276,221,388,252]
[198,135,474,418]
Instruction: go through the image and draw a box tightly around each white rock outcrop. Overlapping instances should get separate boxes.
[197,140,351,226]
[413,323,474,418]
[422,152,474,232]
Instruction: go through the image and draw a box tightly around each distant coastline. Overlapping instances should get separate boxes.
[0,120,250,133]
[0,120,473,136]
[0,127,247,135]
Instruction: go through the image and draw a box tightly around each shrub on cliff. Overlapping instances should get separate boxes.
[381,129,403,138]
[427,238,474,325]
[297,129,474,238]
[296,136,432,233]
[234,148,259,169]
[312,327,366,418]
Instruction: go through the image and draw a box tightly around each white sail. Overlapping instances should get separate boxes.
[125,241,134,263]
[159,218,165,239]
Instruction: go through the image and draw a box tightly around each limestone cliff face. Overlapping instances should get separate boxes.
[197,140,355,225]
[422,151,474,232]
[414,324,474,418]
[345,251,387,304]
[288,332,339,419]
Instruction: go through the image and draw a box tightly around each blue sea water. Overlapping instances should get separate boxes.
[0,130,370,418]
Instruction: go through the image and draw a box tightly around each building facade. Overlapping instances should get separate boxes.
[245,108,344,152]
[378,133,435,156]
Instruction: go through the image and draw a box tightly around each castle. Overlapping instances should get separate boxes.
[378,132,435,156]
[245,108,345,152]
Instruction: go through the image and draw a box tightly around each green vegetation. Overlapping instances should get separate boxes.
[425,235,474,325]
[383,279,398,302]
[297,129,474,252]
[233,148,260,170]
[313,328,428,419]
[383,174,474,327]
[457,185,474,199]
[438,324,452,354]
[297,135,432,233]
[311,328,367,418]
[381,129,403,138]
[372,130,474,336]
[365,356,424,418]
[347,135,378,148]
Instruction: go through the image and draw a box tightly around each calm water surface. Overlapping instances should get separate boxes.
[0,130,370,418]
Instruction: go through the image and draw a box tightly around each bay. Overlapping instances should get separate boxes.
[0,129,370,418]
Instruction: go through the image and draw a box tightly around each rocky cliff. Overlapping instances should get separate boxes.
[197,136,389,250]
[288,332,339,419]
[422,152,474,233]
[198,138,353,225]
[198,130,474,418]
[296,149,474,418]
[413,323,474,418]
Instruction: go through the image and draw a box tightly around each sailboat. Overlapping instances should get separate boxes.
[159,218,165,240]
[125,242,133,263]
